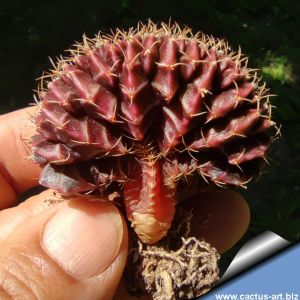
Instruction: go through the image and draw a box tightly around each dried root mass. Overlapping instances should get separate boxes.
[131,237,219,300]
[126,208,220,300]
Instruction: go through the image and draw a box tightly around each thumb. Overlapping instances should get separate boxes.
[0,190,128,300]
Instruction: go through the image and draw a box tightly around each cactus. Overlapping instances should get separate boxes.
[31,21,276,246]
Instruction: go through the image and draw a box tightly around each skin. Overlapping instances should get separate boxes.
[0,107,250,299]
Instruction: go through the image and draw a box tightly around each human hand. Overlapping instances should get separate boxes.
[0,107,249,300]
[0,107,128,299]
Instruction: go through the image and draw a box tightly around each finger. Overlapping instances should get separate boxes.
[184,189,250,254]
[0,190,61,241]
[0,106,41,208]
[0,191,128,300]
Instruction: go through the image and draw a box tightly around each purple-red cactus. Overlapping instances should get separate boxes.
[31,22,275,244]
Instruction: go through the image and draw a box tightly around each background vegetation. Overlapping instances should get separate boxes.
[1,0,299,250]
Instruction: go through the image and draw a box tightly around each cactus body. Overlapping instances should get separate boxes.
[31,22,275,244]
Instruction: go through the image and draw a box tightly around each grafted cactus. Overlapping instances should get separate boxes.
[31,21,276,246]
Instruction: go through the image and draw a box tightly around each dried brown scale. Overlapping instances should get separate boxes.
[31,21,276,246]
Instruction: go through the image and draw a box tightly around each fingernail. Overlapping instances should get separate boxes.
[42,200,123,279]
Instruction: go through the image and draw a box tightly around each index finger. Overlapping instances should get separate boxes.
[0,106,41,208]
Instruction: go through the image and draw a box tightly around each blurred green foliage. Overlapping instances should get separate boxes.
[1,0,299,242]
